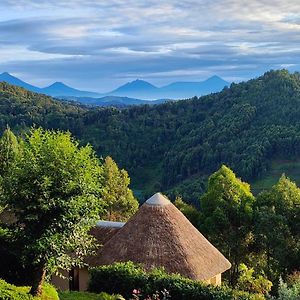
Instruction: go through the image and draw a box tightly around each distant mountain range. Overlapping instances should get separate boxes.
[108,76,229,99]
[0,72,230,104]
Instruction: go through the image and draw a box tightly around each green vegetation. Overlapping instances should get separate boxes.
[0,279,58,300]
[3,70,300,204]
[88,261,255,300]
[254,175,300,284]
[102,156,139,221]
[1,128,105,295]
[0,70,300,298]
[200,166,255,285]
[59,291,124,300]
[251,160,300,194]
[276,273,300,300]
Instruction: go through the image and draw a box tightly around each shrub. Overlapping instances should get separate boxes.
[276,276,300,300]
[0,279,58,300]
[88,261,256,300]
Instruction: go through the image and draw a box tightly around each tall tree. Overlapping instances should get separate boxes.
[1,128,105,296]
[102,156,138,221]
[0,126,20,177]
[200,165,255,285]
[254,175,300,282]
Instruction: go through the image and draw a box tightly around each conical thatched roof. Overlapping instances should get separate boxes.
[90,193,231,281]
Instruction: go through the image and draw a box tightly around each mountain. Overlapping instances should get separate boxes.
[107,76,229,99]
[108,79,159,99]
[61,95,171,107]
[0,72,41,93]
[0,72,100,98]
[42,82,100,98]
[159,75,229,99]
[0,72,229,101]
[2,70,300,205]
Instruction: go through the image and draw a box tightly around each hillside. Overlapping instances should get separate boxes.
[1,70,300,204]
[78,70,300,203]
[0,82,87,134]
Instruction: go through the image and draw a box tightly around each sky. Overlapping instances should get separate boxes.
[0,0,300,92]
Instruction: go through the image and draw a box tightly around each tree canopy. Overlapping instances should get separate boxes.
[1,128,105,295]
[254,175,300,282]
[200,165,255,284]
[102,156,139,221]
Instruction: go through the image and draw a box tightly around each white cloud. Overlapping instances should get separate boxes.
[0,0,300,90]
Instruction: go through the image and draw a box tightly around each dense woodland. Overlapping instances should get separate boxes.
[1,70,300,204]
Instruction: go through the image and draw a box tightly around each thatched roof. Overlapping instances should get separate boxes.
[86,220,125,266]
[90,193,231,281]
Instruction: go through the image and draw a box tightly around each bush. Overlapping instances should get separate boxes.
[88,261,256,300]
[0,279,58,300]
[276,276,300,300]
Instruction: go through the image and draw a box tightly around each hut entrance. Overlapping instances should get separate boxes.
[69,268,79,291]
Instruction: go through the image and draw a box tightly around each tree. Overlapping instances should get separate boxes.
[200,165,255,285]
[1,128,105,296]
[102,156,138,221]
[254,175,300,282]
[236,263,272,296]
[174,196,201,228]
[0,126,20,177]
[0,127,20,220]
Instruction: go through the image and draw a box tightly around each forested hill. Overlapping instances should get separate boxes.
[0,81,87,134]
[78,70,300,202]
[1,70,300,203]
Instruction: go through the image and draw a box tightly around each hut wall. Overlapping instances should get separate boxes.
[207,273,221,286]
[78,268,89,291]
[51,270,69,291]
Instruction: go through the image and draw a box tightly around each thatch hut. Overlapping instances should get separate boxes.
[51,220,125,291]
[90,193,231,285]
[52,193,231,290]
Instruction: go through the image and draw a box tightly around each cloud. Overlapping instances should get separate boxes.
[0,0,300,90]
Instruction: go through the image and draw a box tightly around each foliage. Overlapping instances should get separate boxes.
[102,156,139,221]
[1,128,105,295]
[88,261,256,300]
[173,197,201,227]
[236,264,272,296]
[131,288,170,300]
[4,70,300,203]
[59,291,125,300]
[0,126,20,177]
[200,165,255,284]
[254,175,300,283]
[274,276,300,300]
[0,279,58,300]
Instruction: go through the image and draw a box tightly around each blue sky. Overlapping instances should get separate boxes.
[1,0,300,92]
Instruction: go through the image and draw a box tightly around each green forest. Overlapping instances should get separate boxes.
[2,70,300,204]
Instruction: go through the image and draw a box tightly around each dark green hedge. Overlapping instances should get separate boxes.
[88,262,254,300]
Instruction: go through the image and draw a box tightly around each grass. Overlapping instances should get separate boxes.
[251,159,300,194]
[59,291,101,300]
[58,291,124,300]
[0,279,59,300]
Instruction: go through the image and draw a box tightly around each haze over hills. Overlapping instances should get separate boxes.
[109,76,230,99]
[62,95,171,107]
[0,72,229,102]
